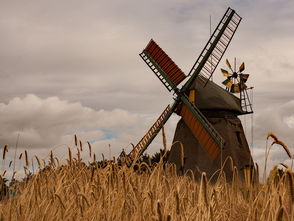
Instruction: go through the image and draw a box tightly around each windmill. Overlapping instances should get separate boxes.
[119,8,254,181]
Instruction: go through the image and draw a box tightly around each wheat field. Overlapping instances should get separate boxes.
[0,133,294,221]
[0,154,293,221]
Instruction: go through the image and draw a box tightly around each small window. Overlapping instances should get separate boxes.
[236,131,243,147]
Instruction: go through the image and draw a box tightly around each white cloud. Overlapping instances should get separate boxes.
[0,94,139,150]
[0,94,179,164]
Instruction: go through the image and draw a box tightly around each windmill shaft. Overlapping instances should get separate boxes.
[182,8,241,91]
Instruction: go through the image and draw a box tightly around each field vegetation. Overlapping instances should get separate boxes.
[0,134,293,221]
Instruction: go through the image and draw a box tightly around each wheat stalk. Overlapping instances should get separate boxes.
[255,163,260,184]
[77,148,81,162]
[79,140,83,152]
[25,150,29,167]
[87,141,92,157]
[199,172,208,207]
[68,148,72,166]
[35,156,41,169]
[275,206,287,221]
[286,169,294,205]
[54,193,65,210]
[157,201,163,221]
[77,192,90,207]
[161,126,167,153]
[179,142,184,175]
[2,145,8,160]
[267,132,278,142]
[50,151,55,167]
[174,189,180,214]
[264,133,292,183]
[271,140,292,159]
[74,134,78,146]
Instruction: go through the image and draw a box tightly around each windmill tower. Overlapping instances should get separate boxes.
[119,8,254,182]
[169,58,254,182]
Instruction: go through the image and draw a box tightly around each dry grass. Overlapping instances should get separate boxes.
[0,133,293,220]
[0,157,293,220]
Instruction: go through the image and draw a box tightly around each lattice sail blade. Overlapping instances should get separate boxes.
[182,7,242,90]
[140,39,186,92]
[128,104,175,161]
[180,96,223,160]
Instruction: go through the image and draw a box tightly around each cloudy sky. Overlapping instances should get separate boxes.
[1,0,294,178]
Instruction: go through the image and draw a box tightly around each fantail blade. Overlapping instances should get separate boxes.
[239,62,245,72]
[240,74,249,83]
[230,84,240,93]
[222,79,233,88]
[226,59,233,72]
[221,68,231,77]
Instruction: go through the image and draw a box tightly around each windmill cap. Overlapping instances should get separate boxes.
[190,76,245,114]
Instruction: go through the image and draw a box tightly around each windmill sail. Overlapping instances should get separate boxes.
[179,95,223,160]
[139,39,224,160]
[140,39,186,92]
[182,8,242,91]
[134,8,244,162]
[127,104,176,161]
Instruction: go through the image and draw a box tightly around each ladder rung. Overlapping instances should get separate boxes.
[220,35,229,43]
[216,42,226,51]
[213,48,222,57]
[205,60,216,69]
[204,62,216,70]
[211,52,220,61]
[226,25,235,33]
[224,31,232,38]
[203,65,213,73]
[209,55,218,64]
[219,38,228,47]
[229,19,238,27]
[200,72,210,79]
[231,18,239,25]
[222,32,231,40]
